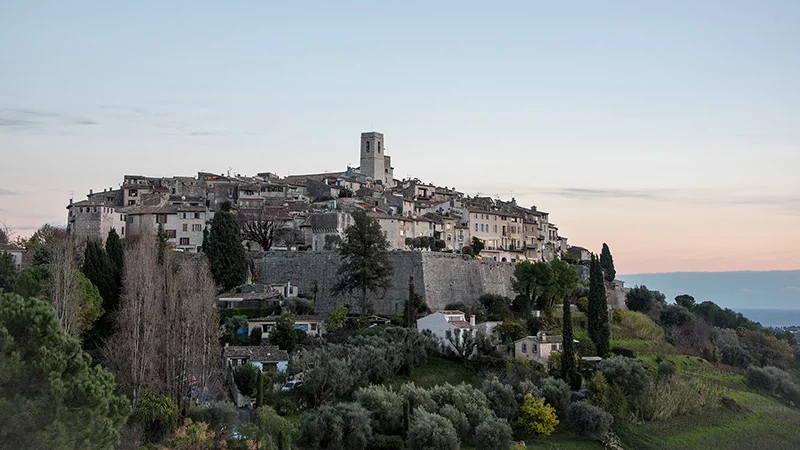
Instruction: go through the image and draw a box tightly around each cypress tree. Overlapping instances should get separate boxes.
[587,255,610,356]
[599,243,616,282]
[561,295,581,390]
[105,229,124,282]
[255,371,264,408]
[82,240,116,349]
[206,202,248,290]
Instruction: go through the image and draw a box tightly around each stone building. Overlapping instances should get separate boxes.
[359,131,394,186]
[0,244,25,272]
[514,332,564,367]
[121,205,208,252]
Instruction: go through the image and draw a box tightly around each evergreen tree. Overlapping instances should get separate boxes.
[561,296,580,390]
[105,229,124,288]
[156,224,168,264]
[82,241,115,310]
[0,293,130,448]
[599,243,616,282]
[206,202,248,290]
[332,210,393,313]
[255,371,265,408]
[587,255,610,356]
[0,251,16,292]
[82,240,118,348]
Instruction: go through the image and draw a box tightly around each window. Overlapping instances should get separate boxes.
[156,214,168,224]
[365,141,370,152]
[121,227,125,236]
[494,224,498,233]
[166,230,176,239]
[192,224,202,232]
[179,212,187,219]
[128,200,136,206]
[120,214,124,221]
[475,223,478,232]
[532,345,537,353]
[179,237,190,246]
[522,343,527,353]
[129,189,138,197]
[194,212,203,219]
[311,323,318,331]
[552,344,558,351]
[182,223,188,232]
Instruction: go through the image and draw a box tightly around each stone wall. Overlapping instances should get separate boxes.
[256,251,516,315]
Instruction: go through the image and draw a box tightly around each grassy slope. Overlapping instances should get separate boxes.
[385,357,480,389]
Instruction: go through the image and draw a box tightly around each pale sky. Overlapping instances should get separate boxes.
[1,1,798,274]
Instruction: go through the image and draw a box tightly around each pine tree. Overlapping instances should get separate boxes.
[587,255,610,356]
[561,295,581,390]
[206,202,248,290]
[332,210,393,313]
[599,243,616,282]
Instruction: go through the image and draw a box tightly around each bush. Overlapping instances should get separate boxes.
[368,434,404,450]
[599,356,650,397]
[354,385,404,435]
[514,394,559,437]
[567,402,613,437]
[576,338,597,357]
[438,404,470,441]
[538,377,571,413]
[481,376,518,420]
[746,366,800,405]
[299,402,372,450]
[251,406,298,449]
[475,416,513,450]
[135,390,179,443]
[657,361,676,381]
[406,409,459,450]
[577,297,589,313]
[234,363,261,397]
[186,402,237,438]
[625,285,666,314]
[660,305,693,327]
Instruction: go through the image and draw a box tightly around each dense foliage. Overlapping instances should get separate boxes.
[205,202,249,290]
[332,210,393,313]
[0,293,130,449]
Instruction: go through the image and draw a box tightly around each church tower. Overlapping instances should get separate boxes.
[360,131,386,184]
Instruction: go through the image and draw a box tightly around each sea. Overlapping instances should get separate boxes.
[734,308,800,328]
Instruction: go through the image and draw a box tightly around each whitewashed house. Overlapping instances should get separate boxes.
[416,310,476,352]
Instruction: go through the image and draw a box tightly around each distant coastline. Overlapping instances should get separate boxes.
[618,270,800,324]
[734,308,800,328]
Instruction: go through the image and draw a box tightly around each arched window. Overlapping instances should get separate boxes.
[365,141,370,152]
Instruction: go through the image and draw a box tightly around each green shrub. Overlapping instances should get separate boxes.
[481,376,518,420]
[135,390,179,443]
[234,363,261,397]
[600,356,649,395]
[406,409,459,450]
[746,366,800,405]
[299,402,372,450]
[368,434,404,450]
[567,402,613,437]
[354,385,404,435]
[475,416,513,450]
[657,361,676,381]
[514,394,559,437]
[186,401,237,438]
[538,377,571,413]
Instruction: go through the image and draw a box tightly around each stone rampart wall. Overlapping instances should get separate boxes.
[256,251,516,315]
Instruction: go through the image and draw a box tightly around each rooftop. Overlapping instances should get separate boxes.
[223,345,289,362]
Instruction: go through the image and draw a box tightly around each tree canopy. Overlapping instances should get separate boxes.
[599,243,616,282]
[332,210,393,313]
[206,202,249,290]
[0,293,130,449]
[587,255,610,357]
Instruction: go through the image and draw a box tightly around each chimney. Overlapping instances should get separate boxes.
[469,315,476,326]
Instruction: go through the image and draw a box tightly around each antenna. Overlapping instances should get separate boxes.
[68,190,75,201]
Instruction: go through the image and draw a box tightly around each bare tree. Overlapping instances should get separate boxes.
[49,238,83,338]
[106,232,221,408]
[105,234,163,407]
[275,224,305,250]
[239,207,278,250]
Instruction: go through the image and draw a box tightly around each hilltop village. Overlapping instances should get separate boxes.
[66,131,570,263]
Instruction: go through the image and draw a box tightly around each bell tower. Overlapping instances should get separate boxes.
[360,131,385,184]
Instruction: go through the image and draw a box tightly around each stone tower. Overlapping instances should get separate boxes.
[360,131,393,186]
